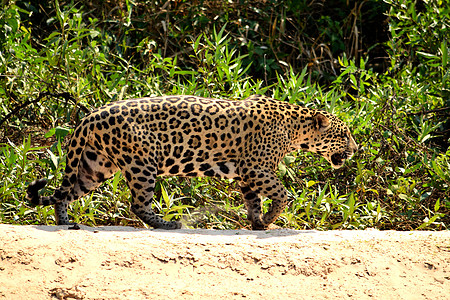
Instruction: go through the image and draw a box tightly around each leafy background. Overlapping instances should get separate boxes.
[1,0,449,230]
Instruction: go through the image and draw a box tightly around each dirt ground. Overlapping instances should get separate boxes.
[0,224,449,299]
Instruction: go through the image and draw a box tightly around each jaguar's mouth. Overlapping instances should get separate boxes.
[331,152,348,168]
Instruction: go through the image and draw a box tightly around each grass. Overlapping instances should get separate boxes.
[0,0,448,230]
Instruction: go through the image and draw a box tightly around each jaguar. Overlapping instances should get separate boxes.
[26,95,357,230]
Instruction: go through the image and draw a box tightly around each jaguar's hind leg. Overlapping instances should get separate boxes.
[55,145,119,225]
[122,159,181,229]
[54,202,70,225]
[239,184,265,230]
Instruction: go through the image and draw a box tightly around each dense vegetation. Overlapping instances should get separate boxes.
[1,0,448,230]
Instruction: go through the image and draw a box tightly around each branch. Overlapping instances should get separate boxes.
[0,92,87,127]
[407,107,450,116]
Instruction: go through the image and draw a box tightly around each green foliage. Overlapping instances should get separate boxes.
[0,0,448,230]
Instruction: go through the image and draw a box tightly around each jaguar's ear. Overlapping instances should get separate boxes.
[315,113,331,132]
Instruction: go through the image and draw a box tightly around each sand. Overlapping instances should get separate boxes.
[0,224,449,299]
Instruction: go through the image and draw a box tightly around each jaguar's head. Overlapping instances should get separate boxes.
[297,111,358,169]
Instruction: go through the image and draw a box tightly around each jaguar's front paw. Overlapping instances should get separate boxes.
[156,220,182,230]
[251,220,268,231]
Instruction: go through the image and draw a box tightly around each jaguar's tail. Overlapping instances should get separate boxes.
[26,178,56,206]
[25,118,95,209]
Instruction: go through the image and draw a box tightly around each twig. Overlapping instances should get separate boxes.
[0,92,86,127]
[407,107,450,116]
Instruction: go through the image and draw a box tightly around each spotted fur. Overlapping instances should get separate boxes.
[26,95,357,230]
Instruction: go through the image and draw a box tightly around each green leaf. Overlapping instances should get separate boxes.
[112,172,121,194]
[46,149,59,170]
[161,184,171,208]
[44,128,56,138]
[441,40,448,68]
[416,214,444,230]
[404,163,422,175]
[278,163,287,177]
[432,160,446,180]
[307,180,317,188]
[434,199,440,212]
[55,126,71,140]
[398,194,408,200]
[283,155,296,164]
[416,51,438,59]
[314,183,328,210]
